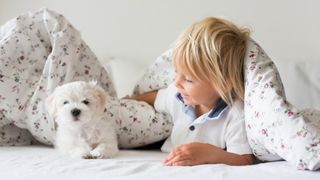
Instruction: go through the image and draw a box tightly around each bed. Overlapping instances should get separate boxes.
[0,56,319,180]
[0,145,319,180]
[0,8,320,180]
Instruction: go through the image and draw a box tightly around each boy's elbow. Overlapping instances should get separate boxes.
[241,154,254,165]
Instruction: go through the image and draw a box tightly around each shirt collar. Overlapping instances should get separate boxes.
[207,98,228,118]
[175,92,228,120]
[176,93,197,119]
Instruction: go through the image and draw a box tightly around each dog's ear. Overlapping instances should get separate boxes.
[46,92,58,118]
[92,83,107,113]
[97,87,107,112]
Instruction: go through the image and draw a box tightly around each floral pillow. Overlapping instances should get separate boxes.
[0,8,172,149]
[133,40,320,170]
[0,8,117,145]
[133,49,175,95]
[244,39,320,170]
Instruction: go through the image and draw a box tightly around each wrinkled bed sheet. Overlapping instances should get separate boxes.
[0,146,319,180]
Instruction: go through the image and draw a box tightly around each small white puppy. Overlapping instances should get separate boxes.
[46,81,119,159]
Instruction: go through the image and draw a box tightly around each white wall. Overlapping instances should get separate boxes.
[1,0,320,97]
[1,0,320,64]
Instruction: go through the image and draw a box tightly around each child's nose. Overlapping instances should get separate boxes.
[174,75,182,88]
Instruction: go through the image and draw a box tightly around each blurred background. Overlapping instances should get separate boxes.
[1,0,320,105]
[1,0,319,64]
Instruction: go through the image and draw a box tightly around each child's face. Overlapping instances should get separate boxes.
[174,63,220,111]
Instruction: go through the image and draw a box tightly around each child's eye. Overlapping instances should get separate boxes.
[184,76,193,83]
[82,100,89,105]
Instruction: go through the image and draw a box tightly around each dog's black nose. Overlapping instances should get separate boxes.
[71,108,81,117]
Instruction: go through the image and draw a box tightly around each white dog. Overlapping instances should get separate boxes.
[46,81,119,159]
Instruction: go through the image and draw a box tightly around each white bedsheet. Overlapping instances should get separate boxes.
[0,146,319,180]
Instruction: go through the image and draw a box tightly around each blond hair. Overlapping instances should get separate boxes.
[172,17,250,105]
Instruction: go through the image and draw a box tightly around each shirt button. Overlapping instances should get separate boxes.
[189,125,195,131]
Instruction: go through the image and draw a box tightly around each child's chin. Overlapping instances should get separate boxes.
[183,100,194,106]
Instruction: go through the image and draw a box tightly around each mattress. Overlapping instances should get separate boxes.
[0,145,319,180]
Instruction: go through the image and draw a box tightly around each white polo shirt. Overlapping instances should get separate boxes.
[155,84,252,155]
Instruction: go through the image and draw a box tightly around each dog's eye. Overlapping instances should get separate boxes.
[82,100,89,105]
[63,101,69,105]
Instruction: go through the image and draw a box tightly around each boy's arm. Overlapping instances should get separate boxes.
[123,90,158,107]
[164,142,253,166]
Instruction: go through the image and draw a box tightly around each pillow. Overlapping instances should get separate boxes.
[133,40,320,170]
[133,49,175,95]
[105,97,173,148]
[100,57,173,148]
[244,39,320,170]
[0,8,116,145]
[0,8,172,149]
[105,57,146,98]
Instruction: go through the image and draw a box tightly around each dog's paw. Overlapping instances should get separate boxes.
[89,149,104,159]
[82,153,95,159]
[88,143,119,159]
[69,148,91,159]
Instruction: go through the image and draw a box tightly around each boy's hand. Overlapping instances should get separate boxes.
[164,142,253,166]
[121,90,158,106]
[121,95,134,99]
[164,142,219,166]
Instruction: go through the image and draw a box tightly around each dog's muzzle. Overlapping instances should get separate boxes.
[71,108,81,119]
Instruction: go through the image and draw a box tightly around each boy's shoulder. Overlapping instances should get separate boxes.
[228,100,244,118]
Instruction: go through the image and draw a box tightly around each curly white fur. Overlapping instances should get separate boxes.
[46,81,119,159]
